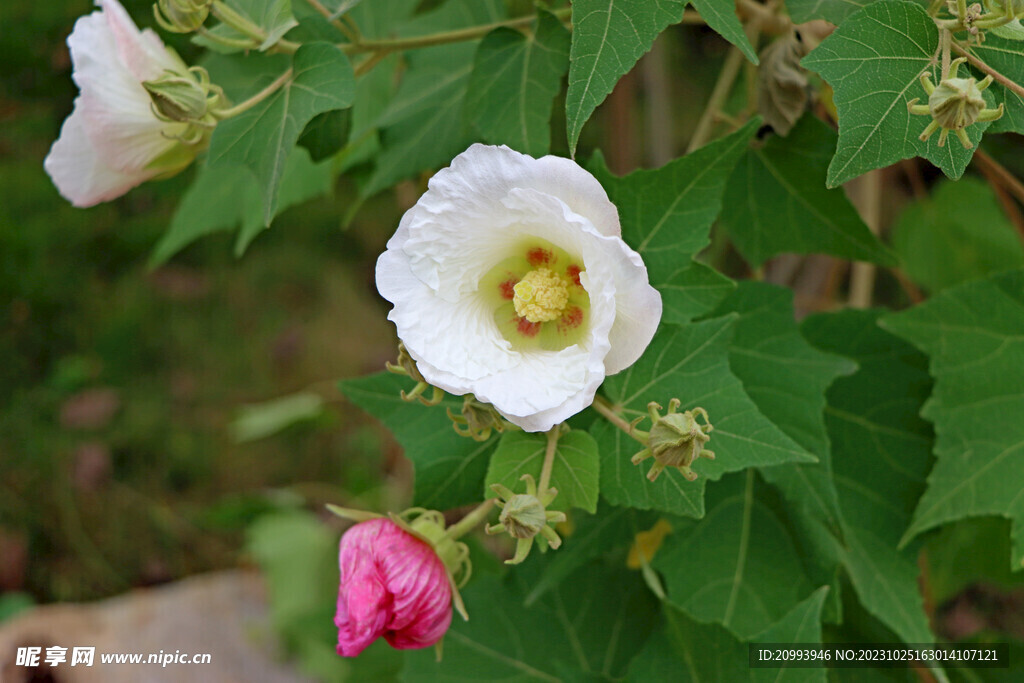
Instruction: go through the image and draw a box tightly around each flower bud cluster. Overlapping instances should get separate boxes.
[907,58,1004,149]
[631,399,715,482]
[154,0,213,33]
[487,474,566,565]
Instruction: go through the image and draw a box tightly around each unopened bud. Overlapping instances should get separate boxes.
[632,400,715,482]
[154,0,212,33]
[486,475,566,565]
[143,71,210,123]
[498,494,546,539]
[929,77,988,131]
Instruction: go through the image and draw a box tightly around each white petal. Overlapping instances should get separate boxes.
[97,0,183,80]
[377,248,521,383]
[376,144,662,432]
[44,107,153,207]
[427,144,621,237]
[68,3,181,173]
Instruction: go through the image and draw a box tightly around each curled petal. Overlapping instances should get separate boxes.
[335,519,452,657]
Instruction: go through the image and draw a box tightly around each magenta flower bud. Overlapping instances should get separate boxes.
[335,518,452,657]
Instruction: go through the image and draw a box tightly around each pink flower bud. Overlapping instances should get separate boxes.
[335,518,452,657]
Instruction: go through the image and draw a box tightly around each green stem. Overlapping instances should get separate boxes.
[538,427,560,493]
[211,0,299,53]
[196,25,258,50]
[953,42,1024,100]
[354,49,393,78]
[591,395,648,443]
[444,499,497,541]
[342,7,572,55]
[941,29,952,79]
[303,0,358,41]
[214,68,293,119]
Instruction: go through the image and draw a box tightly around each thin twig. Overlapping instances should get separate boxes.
[303,0,357,41]
[591,396,646,444]
[952,42,1024,100]
[687,47,747,153]
[214,68,294,118]
[538,428,560,493]
[342,7,571,55]
[848,169,884,308]
[973,148,1024,244]
[973,148,1024,206]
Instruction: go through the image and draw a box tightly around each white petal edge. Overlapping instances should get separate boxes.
[97,0,183,81]
[43,107,153,207]
[425,144,621,238]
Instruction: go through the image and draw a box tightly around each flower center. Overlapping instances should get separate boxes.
[513,268,570,323]
[478,239,589,352]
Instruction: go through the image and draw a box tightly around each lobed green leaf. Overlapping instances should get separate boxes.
[466,10,570,157]
[801,0,992,187]
[207,42,355,224]
[881,269,1024,569]
[339,372,497,510]
[565,0,687,155]
[720,115,897,267]
[485,430,600,513]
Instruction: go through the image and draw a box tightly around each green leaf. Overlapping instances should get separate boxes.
[881,269,1024,569]
[523,503,657,606]
[195,0,299,53]
[485,430,600,513]
[891,177,1024,292]
[802,309,936,645]
[720,115,897,267]
[592,119,759,323]
[297,109,350,162]
[466,10,570,157]
[708,282,855,534]
[659,261,737,325]
[338,54,400,173]
[565,0,687,155]
[787,0,870,25]
[246,510,337,634]
[630,590,829,683]
[246,510,354,681]
[397,0,504,36]
[150,147,332,265]
[801,0,991,187]
[339,372,497,509]
[690,0,759,65]
[593,315,816,517]
[230,391,326,442]
[991,18,1024,42]
[201,51,291,101]
[208,42,354,224]
[705,283,855,623]
[349,0,419,38]
[654,471,815,638]
[403,563,659,682]
[364,43,477,196]
[360,0,508,191]
[973,34,1024,135]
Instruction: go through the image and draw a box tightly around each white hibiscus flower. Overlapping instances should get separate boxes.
[376,144,662,432]
[44,0,214,207]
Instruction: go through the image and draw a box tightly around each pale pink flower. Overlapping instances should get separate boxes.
[335,518,452,657]
[376,144,662,432]
[44,0,202,207]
